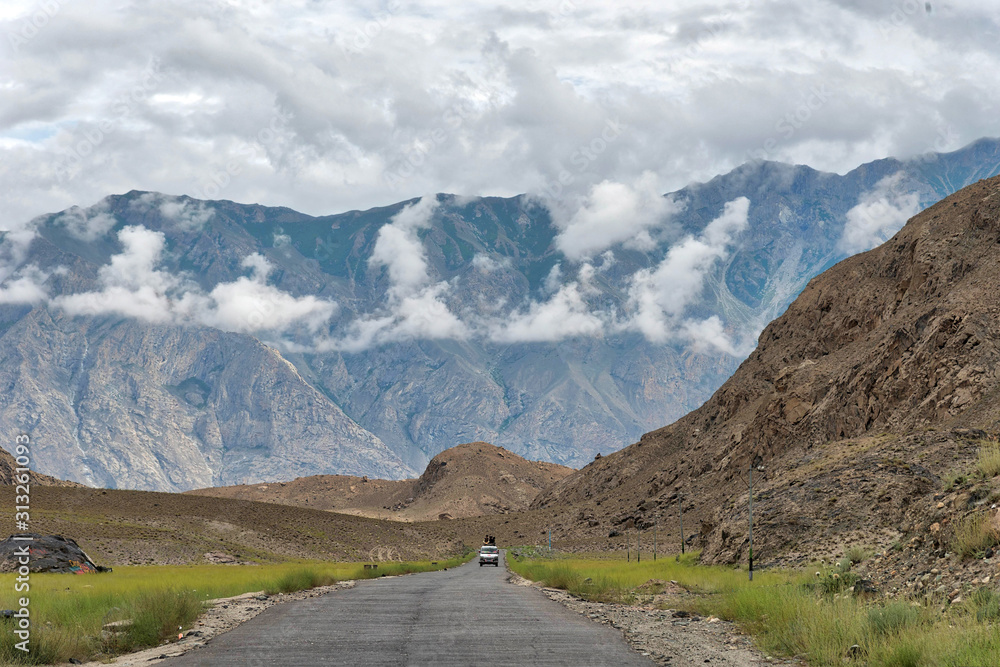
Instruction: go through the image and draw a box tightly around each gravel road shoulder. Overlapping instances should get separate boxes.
[507,572,802,667]
[72,581,357,667]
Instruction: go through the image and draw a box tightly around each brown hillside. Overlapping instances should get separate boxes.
[1,447,85,487]
[188,442,573,521]
[533,176,1000,569]
[0,485,472,566]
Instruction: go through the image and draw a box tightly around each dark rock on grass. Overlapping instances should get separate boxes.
[0,533,111,574]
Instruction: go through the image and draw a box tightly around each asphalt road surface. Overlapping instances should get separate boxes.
[165,551,653,666]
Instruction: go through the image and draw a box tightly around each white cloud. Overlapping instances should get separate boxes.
[490,281,605,343]
[471,253,511,272]
[50,203,118,241]
[320,196,468,351]
[552,172,682,260]
[838,172,921,253]
[131,193,215,231]
[52,225,337,334]
[370,196,439,299]
[0,265,49,304]
[1,1,997,231]
[542,262,563,294]
[682,316,739,356]
[625,197,750,350]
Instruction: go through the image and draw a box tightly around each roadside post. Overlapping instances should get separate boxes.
[749,459,754,581]
[679,493,685,556]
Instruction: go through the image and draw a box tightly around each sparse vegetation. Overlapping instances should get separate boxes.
[844,544,872,565]
[0,556,471,665]
[951,512,1000,559]
[510,553,1000,667]
[975,439,1000,479]
[942,469,968,490]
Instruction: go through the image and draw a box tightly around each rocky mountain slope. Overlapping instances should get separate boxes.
[0,447,82,486]
[533,175,1000,567]
[2,139,1000,491]
[188,442,572,521]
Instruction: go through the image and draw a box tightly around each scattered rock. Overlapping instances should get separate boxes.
[0,534,111,574]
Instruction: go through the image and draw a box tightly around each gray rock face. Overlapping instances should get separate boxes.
[2,139,1000,490]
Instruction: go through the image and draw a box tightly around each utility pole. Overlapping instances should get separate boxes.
[679,493,685,556]
[627,527,630,562]
[637,525,641,563]
[548,528,551,553]
[654,514,658,561]
[748,460,754,582]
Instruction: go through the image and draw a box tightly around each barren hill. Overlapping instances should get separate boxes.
[534,175,1000,567]
[0,448,84,487]
[188,442,573,521]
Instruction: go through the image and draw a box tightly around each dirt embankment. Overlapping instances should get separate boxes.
[187,441,573,522]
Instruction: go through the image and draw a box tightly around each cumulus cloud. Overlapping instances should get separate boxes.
[838,172,921,253]
[490,281,605,343]
[552,172,682,260]
[0,265,49,305]
[50,203,118,241]
[52,225,336,334]
[471,253,511,272]
[625,197,750,350]
[1,1,997,231]
[325,196,469,351]
[370,196,440,299]
[131,193,215,231]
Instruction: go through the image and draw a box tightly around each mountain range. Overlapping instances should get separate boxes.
[2,138,999,491]
[535,172,1000,570]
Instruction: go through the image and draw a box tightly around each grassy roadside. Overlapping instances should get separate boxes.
[507,551,1000,666]
[1,553,473,665]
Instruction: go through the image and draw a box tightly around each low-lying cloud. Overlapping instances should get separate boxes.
[2,193,755,357]
[51,225,337,335]
[625,197,751,350]
[839,172,920,253]
[552,172,682,260]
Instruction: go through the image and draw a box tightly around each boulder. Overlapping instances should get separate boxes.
[0,534,110,574]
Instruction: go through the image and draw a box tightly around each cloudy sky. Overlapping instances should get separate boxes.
[1,0,999,229]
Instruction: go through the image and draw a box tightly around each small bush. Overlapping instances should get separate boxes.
[942,470,967,490]
[952,513,1000,559]
[886,642,923,667]
[265,568,338,594]
[976,441,1000,478]
[844,544,871,564]
[122,591,205,653]
[971,587,1000,623]
[867,602,919,637]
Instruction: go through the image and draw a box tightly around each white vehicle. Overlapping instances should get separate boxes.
[479,545,500,566]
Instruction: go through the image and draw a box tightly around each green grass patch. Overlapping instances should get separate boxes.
[952,512,1000,559]
[0,555,471,665]
[510,551,1000,666]
[976,440,1000,478]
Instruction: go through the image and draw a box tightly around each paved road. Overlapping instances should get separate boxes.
[166,552,652,666]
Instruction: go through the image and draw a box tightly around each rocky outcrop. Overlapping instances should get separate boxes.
[535,175,1000,564]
